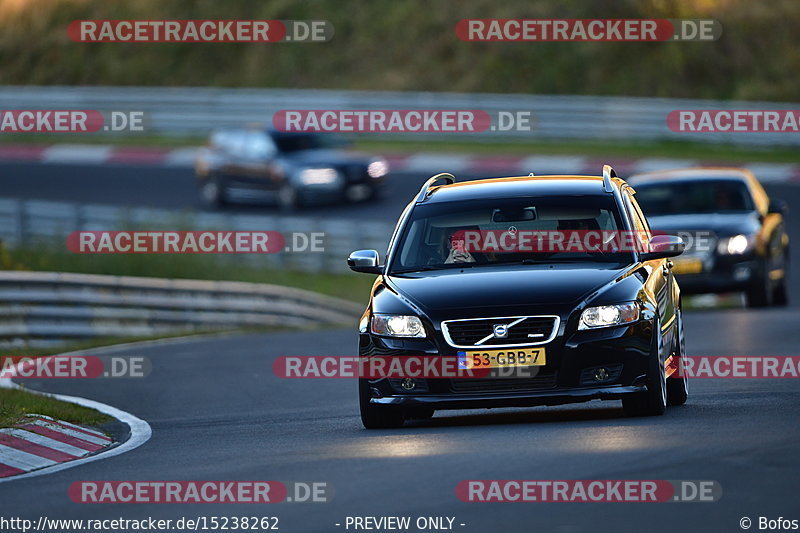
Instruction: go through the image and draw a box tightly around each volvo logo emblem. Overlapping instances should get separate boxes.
[493,324,509,338]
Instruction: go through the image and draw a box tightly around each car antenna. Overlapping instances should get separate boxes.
[416,173,456,202]
[602,165,616,193]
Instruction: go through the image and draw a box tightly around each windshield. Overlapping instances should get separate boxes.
[389,196,632,274]
[634,178,754,216]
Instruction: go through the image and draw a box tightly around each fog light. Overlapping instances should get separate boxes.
[580,364,623,385]
[400,378,416,390]
[346,184,371,202]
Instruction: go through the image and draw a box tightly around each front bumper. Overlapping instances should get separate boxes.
[676,255,761,294]
[360,315,655,411]
[370,384,647,410]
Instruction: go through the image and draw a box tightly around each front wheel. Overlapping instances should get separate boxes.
[746,262,773,308]
[772,254,789,307]
[200,176,228,209]
[623,324,667,417]
[359,379,405,429]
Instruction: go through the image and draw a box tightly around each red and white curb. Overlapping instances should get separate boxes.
[0,415,113,478]
[0,143,799,184]
[0,355,152,482]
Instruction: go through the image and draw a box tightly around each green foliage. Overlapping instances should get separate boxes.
[0,0,797,100]
[0,388,112,429]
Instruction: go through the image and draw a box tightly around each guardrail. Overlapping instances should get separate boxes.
[0,86,797,146]
[0,270,364,348]
[0,198,395,274]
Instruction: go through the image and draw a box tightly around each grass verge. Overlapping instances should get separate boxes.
[0,388,113,429]
[359,138,800,165]
[3,134,798,164]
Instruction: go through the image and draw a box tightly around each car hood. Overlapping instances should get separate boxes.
[280,149,373,167]
[647,212,760,237]
[387,263,628,313]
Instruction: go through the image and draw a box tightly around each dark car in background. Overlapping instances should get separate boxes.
[347,167,687,428]
[195,128,389,210]
[628,168,789,307]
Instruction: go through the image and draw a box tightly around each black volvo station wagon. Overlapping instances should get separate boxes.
[348,166,687,428]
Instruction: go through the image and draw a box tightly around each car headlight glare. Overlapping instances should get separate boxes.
[367,160,389,178]
[299,167,339,185]
[717,234,754,255]
[370,314,425,337]
[579,303,640,330]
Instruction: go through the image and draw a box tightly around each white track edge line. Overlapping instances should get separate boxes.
[0,386,151,483]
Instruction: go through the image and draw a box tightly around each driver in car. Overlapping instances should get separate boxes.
[444,230,476,264]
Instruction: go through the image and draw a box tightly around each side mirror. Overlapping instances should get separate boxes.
[640,235,685,261]
[347,249,383,274]
[768,198,788,216]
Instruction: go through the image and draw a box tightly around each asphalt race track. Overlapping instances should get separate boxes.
[0,161,563,222]
[2,160,799,532]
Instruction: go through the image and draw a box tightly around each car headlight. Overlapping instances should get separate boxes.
[298,167,339,185]
[717,234,755,255]
[370,314,425,337]
[579,303,640,330]
[367,159,389,178]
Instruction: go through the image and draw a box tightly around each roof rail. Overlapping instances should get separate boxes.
[416,173,455,202]
[602,165,617,193]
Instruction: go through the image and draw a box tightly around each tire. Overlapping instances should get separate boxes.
[667,308,688,406]
[359,379,405,429]
[746,262,773,308]
[772,254,789,307]
[772,277,789,307]
[200,176,228,209]
[623,322,667,417]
